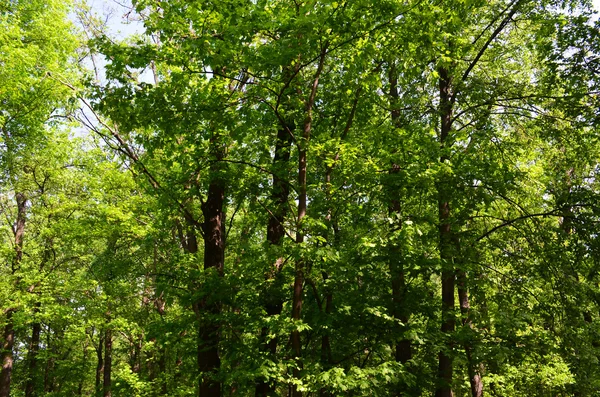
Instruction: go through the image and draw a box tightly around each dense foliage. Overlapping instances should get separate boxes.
[2,0,600,396]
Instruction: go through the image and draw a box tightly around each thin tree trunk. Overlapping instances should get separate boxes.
[255,123,293,397]
[317,86,361,397]
[388,62,412,368]
[291,43,328,397]
[320,271,333,366]
[390,250,411,364]
[319,273,333,397]
[0,192,27,397]
[44,329,55,393]
[104,327,112,397]
[435,67,455,397]
[159,348,168,395]
[96,331,104,397]
[25,302,42,397]
[291,144,306,397]
[78,337,88,397]
[457,270,483,397]
[26,239,52,397]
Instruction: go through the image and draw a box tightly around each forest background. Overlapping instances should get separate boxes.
[2,0,600,396]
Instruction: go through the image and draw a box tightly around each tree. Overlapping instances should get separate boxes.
[0,0,78,395]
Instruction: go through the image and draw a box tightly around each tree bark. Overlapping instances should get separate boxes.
[255,123,293,397]
[96,331,104,397]
[291,139,306,397]
[0,192,27,397]
[78,336,88,396]
[104,327,112,397]
[158,348,168,395]
[0,310,15,397]
[435,67,455,397]
[197,173,225,397]
[291,43,328,397]
[457,270,483,397]
[44,329,55,393]
[25,303,42,397]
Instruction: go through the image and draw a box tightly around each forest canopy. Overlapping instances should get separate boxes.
[2,0,600,396]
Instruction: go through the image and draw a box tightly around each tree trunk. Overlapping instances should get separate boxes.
[0,310,15,397]
[25,303,42,397]
[291,139,306,397]
[129,334,142,374]
[319,273,333,397]
[96,331,104,397]
[78,337,88,397]
[291,43,327,397]
[197,174,225,397]
[44,329,55,393]
[0,192,27,397]
[391,255,411,365]
[388,62,412,369]
[435,67,455,397]
[317,85,360,397]
[159,347,168,395]
[255,123,293,396]
[457,270,483,397]
[103,327,112,397]
[320,272,333,366]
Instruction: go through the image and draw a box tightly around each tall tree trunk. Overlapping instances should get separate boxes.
[435,67,455,397]
[78,336,88,397]
[388,62,412,368]
[291,142,306,397]
[390,233,411,365]
[44,329,55,393]
[255,123,293,397]
[291,43,328,397]
[147,239,169,395]
[129,334,142,375]
[457,269,483,397]
[26,239,52,397]
[320,271,333,366]
[25,302,42,397]
[318,273,333,397]
[197,165,225,397]
[0,310,15,397]
[104,327,112,397]
[159,348,168,395]
[0,192,27,397]
[96,331,104,397]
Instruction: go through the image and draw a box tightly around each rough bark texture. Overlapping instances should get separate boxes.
[435,67,455,397]
[0,310,14,397]
[43,329,56,393]
[197,175,225,397]
[457,270,483,397]
[95,331,104,397]
[0,192,27,397]
[104,327,112,397]
[255,124,293,397]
